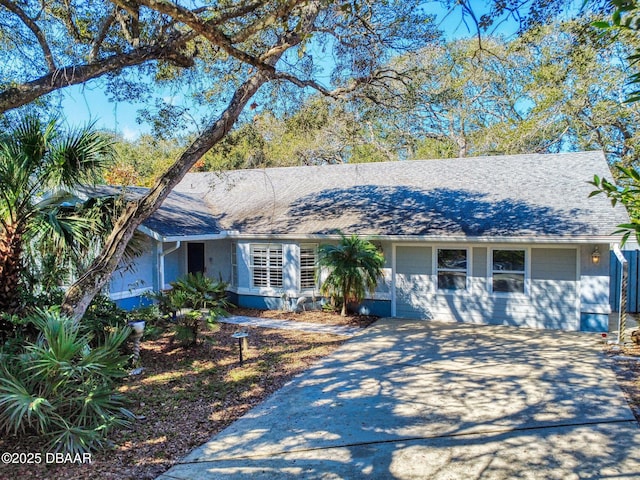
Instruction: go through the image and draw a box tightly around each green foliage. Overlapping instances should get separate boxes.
[173,309,221,347]
[149,274,231,346]
[109,134,185,186]
[170,272,231,311]
[590,165,640,245]
[127,304,164,340]
[82,295,129,347]
[318,234,385,317]
[0,309,133,454]
[0,116,114,315]
[599,0,640,102]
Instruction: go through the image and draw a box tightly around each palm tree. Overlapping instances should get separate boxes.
[318,233,385,316]
[0,117,114,313]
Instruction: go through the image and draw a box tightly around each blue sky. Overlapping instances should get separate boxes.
[56,0,584,140]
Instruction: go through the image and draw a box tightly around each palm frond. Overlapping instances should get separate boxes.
[318,233,385,315]
[47,125,114,189]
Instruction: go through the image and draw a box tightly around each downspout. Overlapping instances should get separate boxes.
[159,241,181,291]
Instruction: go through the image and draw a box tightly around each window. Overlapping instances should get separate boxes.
[299,244,317,290]
[437,249,468,291]
[251,245,283,288]
[231,242,237,286]
[492,249,526,294]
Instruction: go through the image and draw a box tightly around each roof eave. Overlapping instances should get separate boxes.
[137,225,228,243]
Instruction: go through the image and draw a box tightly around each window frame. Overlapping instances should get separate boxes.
[250,244,283,289]
[435,247,469,292]
[299,243,318,291]
[489,248,529,296]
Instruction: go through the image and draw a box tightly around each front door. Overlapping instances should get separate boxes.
[187,242,205,275]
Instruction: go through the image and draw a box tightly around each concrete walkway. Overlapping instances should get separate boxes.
[158,319,640,479]
[219,315,362,337]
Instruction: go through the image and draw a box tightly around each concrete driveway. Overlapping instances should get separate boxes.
[157,319,640,479]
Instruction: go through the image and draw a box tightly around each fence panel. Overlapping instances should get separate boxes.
[611,249,640,313]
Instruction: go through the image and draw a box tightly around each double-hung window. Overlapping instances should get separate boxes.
[299,244,317,290]
[492,249,526,294]
[437,249,468,291]
[251,245,283,288]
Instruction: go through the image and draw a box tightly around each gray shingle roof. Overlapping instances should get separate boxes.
[77,185,222,238]
[172,151,629,240]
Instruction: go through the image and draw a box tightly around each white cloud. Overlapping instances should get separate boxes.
[121,126,140,141]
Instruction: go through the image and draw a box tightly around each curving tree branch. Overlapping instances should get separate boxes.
[0,0,56,72]
[0,32,197,114]
[61,0,322,319]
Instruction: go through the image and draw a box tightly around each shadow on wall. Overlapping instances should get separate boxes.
[228,186,595,236]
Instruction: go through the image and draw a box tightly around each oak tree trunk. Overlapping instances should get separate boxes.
[61,1,320,320]
[61,73,269,320]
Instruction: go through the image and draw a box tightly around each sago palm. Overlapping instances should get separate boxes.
[318,234,384,316]
[0,117,114,313]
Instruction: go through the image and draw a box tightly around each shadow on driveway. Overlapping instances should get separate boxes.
[158,319,640,479]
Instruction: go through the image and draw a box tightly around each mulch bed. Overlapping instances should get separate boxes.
[230,307,379,328]
[0,309,374,480]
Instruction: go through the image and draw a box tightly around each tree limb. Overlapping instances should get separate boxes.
[0,0,56,72]
[0,32,196,114]
[61,0,322,320]
[122,0,291,80]
[90,10,117,61]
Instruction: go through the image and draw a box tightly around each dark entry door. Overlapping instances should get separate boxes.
[187,243,205,275]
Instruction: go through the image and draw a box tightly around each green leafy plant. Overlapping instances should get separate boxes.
[81,294,129,347]
[173,310,221,346]
[170,272,231,310]
[318,234,385,316]
[149,274,231,346]
[0,309,133,454]
[0,116,114,316]
[590,165,640,246]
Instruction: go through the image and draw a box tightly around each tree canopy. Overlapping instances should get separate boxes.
[108,15,640,180]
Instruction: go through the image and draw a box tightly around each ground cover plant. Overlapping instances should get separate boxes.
[0,308,375,479]
[0,310,132,455]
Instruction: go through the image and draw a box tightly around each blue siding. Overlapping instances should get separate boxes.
[580,313,609,332]
[610,249,640,313]
[232,293,390,317]
[115,295,154,311]
[394,245,581,330]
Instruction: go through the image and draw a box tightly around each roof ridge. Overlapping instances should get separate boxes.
[181,150,605,179]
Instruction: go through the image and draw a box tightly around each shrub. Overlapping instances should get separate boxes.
[82,294,129,346]
[148,274,231,346]
[174,309,221,346]
[0,309,133,454]
[170,272,231,310]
